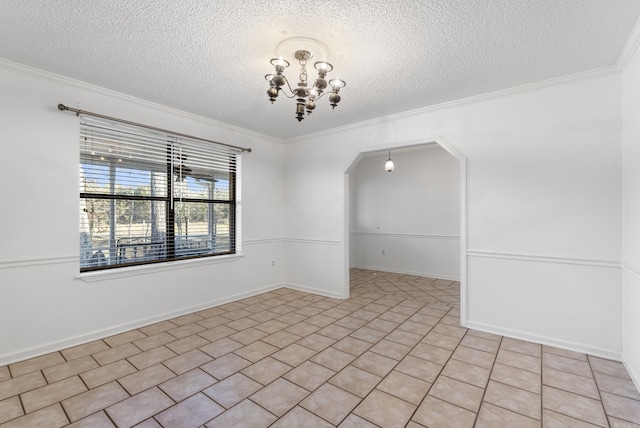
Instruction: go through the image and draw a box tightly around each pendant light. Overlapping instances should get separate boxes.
[384,150,395,172]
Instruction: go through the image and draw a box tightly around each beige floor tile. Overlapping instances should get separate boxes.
[0,403,68,428]
[338,413,380,427]
[466,329,502,342]
[329,365,382,398]
[205,399,277,428]
[594,371,640,400]
[429,375,484,413]
[80,359,137,389]
[334,316,369,330]
[104,330,147,348]
[0,396,23,424]
[332,336,372,356]
[412,395,476,428]
[199,337,243,358]
[609,416,640,427]
[105,387,174,428]
[66,411,116,428]
[241,356,292,385]
[377,311,410,324]
[421,332,461,350]
[543,385,608,427]
[589,356,633,379]
[42,355,99,384]
[169,313,205,326]
[366,318,399,333]
[501,337,542,357]
[284,321,321,338]
[158,368,216,402]
[9,352,65,378]
[203,373,262,408]
[0,371,46,401]
[253,319,290,334]
[127,346,177,371]
[165,334,210,354]
[283,361,335,391]
[61,340,110,361]
[352,351,398,378]
[132,332,176,351]
[311,347,356,372]
[0,367,11,383]
[543,345,589,362]
[62,381,129,422]
[377,370,430,405]
[442,358,490,388]
[396,354,443,383]
[369,339,412,360]
[139,320,179,337]
[296,333,336,352]
[275,312,308,325]
[197,325,236,342]
[350,326,388,344]
[543,366,600,399]
[409,342,453,365]
[460,334,499,354]
[490,362,541,394]
[543,353,593,379]
[21,375,87,414]
[408,313,441,326]
[484,380,540,419]
[117,364,176,396]
[270,406,333,428]
[354,389,416,428]
[432,323,468,340]
[233,340,279,362]
[162,349,212,375]
[272,343,317,366]
[228,327,270,345]
[317,324,353,340]
[451,345,495,369]
[497,348,541,374]
[224,317,260,332]
[300,383,361,425]
[601,391,640,425]
[543,409,601,427]
[200,353,251,380]
[92,343,141,366]
[249,378,309,417]
[476,402,540,428]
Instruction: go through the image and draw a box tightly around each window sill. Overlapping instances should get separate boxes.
[76,253,244,283]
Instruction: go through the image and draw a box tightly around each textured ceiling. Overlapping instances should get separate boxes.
[1,1,639,139]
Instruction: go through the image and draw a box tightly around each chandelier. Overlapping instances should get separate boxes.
[265,38,346,122]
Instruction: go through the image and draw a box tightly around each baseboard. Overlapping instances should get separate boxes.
[622,356,640,397]
[466,321,621,361]
[282,282,344,300]
[351,265,460,282]
[0,282,287,366]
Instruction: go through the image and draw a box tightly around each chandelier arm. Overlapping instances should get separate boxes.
[278,75,298,98]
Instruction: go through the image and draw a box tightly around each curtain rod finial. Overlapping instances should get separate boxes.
[57,104,67,111]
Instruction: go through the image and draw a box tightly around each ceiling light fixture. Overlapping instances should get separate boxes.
[385,151,395,173]
[265,37,346,122]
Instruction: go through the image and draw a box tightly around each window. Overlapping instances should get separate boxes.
[79,117,239,271]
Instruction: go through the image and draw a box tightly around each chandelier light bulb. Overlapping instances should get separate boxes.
[385,151,395,172]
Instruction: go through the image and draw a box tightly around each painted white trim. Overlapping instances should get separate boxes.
[0,58,282,144]
[282,282,343,300]
[352,231,460,240]
[351,265,460,282]
[467,250,621,269]
[286,66,619,143]
[77,254,244,283]
[0,255,76,269]
[622,262,640,278]
[243,238,284,246]
[617,16,640,72]
[284,238,342,246]
[622,357,640,401]
[466,321,621,361]
[0,282,287,366]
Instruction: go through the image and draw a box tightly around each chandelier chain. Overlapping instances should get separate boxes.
[299,58,307,87]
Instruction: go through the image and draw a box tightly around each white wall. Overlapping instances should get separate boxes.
[0,62,286,365]
[350,146,460,279]
[285,72,623,358]
[622,39,640,388]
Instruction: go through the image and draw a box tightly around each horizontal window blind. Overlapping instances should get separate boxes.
[79,116,239,271]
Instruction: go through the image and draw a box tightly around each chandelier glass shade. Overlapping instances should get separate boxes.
[265,45,346,122]
[385,151,395,172]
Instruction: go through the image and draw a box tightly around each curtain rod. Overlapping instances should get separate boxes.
[57,104,252,153]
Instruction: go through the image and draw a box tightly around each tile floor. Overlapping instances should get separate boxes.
[1,268,640,427]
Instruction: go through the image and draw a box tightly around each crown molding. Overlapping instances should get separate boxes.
[617,16,640,71]
[285,65,620,143]
[0,58,282,144]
